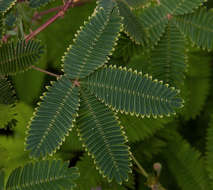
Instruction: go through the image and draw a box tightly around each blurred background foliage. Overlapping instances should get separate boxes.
[1,0,213,189]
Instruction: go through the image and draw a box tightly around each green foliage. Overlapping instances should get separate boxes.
[206,115,213,188]
[63,7,122,79]
[0,77,16,128]
[83,65,183,118]
[77,89,131,184]
[11,51,47,104]
[0,15,4,41]
[6,160,79,190]
[29,0,55,8]
[0,40,45,75]
[150,22,186,87]
[139,5,169,46]
[180,48,211,120]
[160,0,205,15]
[0,0,16,14]
[119,114,168,142]
[122,0,149,9]
[76,154,134,190]
[174,8,213,50]
[116,0,147,45]
[0,77,16,105]
[0,170,4,190]
[0,104,16,128]
[161,129,209,190]
[0,103,33,178]
[26,76,80,158]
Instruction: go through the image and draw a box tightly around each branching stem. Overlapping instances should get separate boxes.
[131,154,149,178]
[25,0,74,42]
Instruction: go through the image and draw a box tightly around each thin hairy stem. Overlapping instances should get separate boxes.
[31,66,60,78]
[131,154,149,178]
[32,6,63,21]
[25,0,74,42]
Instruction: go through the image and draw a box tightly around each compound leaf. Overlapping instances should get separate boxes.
[26,76,80,158]
[77,89,131,184]
[161,0,205,15]
[139,5,169,46]
[116,0,147,45]
[180,49,211,120]
[6,160,80,190]
[63,7,122,79]
[161,130,209,190]
[82,65,183,118]
[0,77,16,128]
[174,8,213,50]
[150,21,186,87]
[0,77,16,105]
[0,40,45,75]
[0,0,16,14]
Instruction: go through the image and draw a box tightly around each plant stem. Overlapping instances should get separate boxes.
[32,6,63,21]
[25,0,74,42]
[31,66,60,78]
[131,154,149,178]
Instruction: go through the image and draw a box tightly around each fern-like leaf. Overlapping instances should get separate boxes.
[0,77,16,128]
[160,0,205,15]
[0,104,16,128]
[174,8,213,50]
[29,0,55,8]
[6,160,80,190]
[82,65,183,118]
[161,130,209,190]
[0,0,16,14]
[116,0,147,45]
[0,15,4,41]
[206,115,213,188]
[0,170,4,190]
[26,76,80,158]
[77,89,131,184]
[150,22,186,87]
[0,40,45,75]
[63,7,122,79]
[139,5,169,46]
[180,49,211,120]
[0,77,16,105]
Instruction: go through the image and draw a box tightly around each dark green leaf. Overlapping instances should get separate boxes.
[0,40,45,75]
[77,89,131,184]
[26,76,80,158]
[63,7,122,79]
[6,160,80,190]
[82,65,183,118]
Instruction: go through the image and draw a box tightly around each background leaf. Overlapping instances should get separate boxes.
[6,160,80,190]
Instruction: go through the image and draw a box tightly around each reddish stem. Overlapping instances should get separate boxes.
[32,6,63,21]
[32,66,60,78]
[25,0,74,42]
